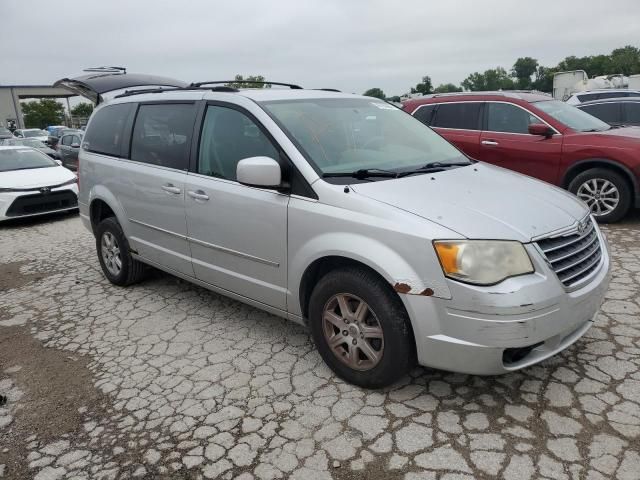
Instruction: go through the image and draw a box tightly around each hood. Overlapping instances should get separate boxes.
[350,162,588,242]
[0,165,75,189]
[591,125,640,141]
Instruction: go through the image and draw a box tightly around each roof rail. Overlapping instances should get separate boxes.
[113,84,241,100]
[83,66,127,74]
[430,90,552,98]
[190,80,303,89]
[314,88,341,92]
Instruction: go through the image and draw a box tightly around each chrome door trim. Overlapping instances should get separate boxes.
[188,236,280,267]
[129,218,187,240]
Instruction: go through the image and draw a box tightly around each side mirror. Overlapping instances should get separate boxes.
[236,156,282,189]
[71,143,80,148]
[528,123,554,138]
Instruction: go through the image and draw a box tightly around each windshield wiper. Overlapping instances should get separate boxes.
[322,168,399,179]
[397,161,472,178]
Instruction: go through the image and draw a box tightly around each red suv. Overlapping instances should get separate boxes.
[403,92,640,222]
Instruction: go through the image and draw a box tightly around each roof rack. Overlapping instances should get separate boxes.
[314,88,341,92]
[190,80,303,89]
[114,85,241,99]
[430,90,551,98]
[83,66,127,74]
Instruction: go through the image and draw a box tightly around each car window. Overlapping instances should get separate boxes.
[197,105,279,181]
[432,103,481,130]
[534,100,610,132]
[0,148,56,172]
[624,103,640,123]
[61,135,72,146]
[84,103,134,156]
[580,103,621,124]
[576,93,596,103]
[412,104,436,125]
[130,103,196,170]
[486,103,539,134]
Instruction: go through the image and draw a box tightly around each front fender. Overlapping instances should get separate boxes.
[288,232,452,317]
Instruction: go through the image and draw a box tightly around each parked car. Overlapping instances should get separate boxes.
[57,132,83,170]
[576,97,640,127]
[47,128,80,148]
[13,128,49,142]
[46,125,67,134]
[0,146,78,221]
[0,127,13,140]
[0,138,60,160]
[404,91,640,222]
[64,74,611,388]
[565,89,640,105]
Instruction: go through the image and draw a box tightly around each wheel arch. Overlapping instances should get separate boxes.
[88,187,129,236]
[562,158,638,196]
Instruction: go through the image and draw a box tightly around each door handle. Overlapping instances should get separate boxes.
[481,140,499,146]
[161,184,181,194]
[187,190,209,201]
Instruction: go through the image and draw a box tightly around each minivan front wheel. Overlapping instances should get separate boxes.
[309,267,414,388]
[569,168,631,223]
[95,217,145,286]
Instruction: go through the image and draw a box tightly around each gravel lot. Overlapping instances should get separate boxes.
[0,213,639,480]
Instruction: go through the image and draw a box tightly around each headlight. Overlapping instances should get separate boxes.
[60,177,77,186]
[434,240,534,285]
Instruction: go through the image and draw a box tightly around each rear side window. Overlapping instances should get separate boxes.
[413,104,436,125]
[130,103,196,170]
[432,103,481,130]
[486,103,539,134]
[624,103,640,123]
[61,135,72,146]
[83,103,133,156]
[580,103,621,124]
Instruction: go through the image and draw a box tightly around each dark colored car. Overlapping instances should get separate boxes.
[0,138,60,160]
[47,128,80,148]
[403,91,640,222]
[57,132,83,170]
[0,127,13,140]
[576,97,640,127]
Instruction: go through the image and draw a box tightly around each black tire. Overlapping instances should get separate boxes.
[95,217,145,286]
[568,168,632,223]
[308,266,414,389]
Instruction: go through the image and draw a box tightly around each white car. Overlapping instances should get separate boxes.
[0,146,78,221]
[565,89,640,105]
[12,128,50,142]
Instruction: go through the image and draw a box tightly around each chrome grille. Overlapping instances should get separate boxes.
[536,218,602,288]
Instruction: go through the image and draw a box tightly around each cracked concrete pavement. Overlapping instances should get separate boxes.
[0,213,639,479]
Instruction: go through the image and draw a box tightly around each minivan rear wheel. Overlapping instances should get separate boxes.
[96,217,145,286]
[568,168,631,223]
[308,267,414,388]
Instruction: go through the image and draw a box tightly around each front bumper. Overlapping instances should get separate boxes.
[0,184,79,221]
[403,229,612,375]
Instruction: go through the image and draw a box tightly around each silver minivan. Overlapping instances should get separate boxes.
[64,73,611,388]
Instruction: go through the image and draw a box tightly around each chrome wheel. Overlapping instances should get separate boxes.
[101,231,122,276]
[322,293,384,371]
[576,178,620,217]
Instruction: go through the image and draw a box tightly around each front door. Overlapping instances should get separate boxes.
[185,103,288,310]
[478,102,563,184]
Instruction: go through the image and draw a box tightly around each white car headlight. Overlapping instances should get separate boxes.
[434,240,534,285]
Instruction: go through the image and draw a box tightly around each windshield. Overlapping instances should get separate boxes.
[260,98,469,177]
[0,148,56,172]
[24,129,48,138]
[534,100,611,132]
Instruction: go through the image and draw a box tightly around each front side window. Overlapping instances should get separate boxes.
[260,98,468,176]
[413,104,436,125]
[486,103,539,134]
[84,103,134,156]
[432,103,481,130]
[130,104,196,170]
[0,148,56,172]
[534,100,610,132]
[197,105,279,181]
[580,103,621,124]
[61,135,72,146]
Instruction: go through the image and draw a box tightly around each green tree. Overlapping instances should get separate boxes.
[363,88,386,99]
[512,57,539,89]
[462,67,515,91]
[70,102,94,117]
[531,66,558,92]
[433,83,462,93]
[21,99,64,128]
[410,76,433,95]
[386,95,401,102]
[609,45,640,75]
[226,74,271,89]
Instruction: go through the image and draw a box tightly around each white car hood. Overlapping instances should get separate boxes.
[350,162,589,242]
[0,166,75,189]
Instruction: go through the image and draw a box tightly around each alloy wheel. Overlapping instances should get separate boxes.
[101,231,122,276]
[576,178,620,217]
[322,293,384,371]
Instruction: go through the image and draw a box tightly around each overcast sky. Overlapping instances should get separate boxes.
[2,0,639,97]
